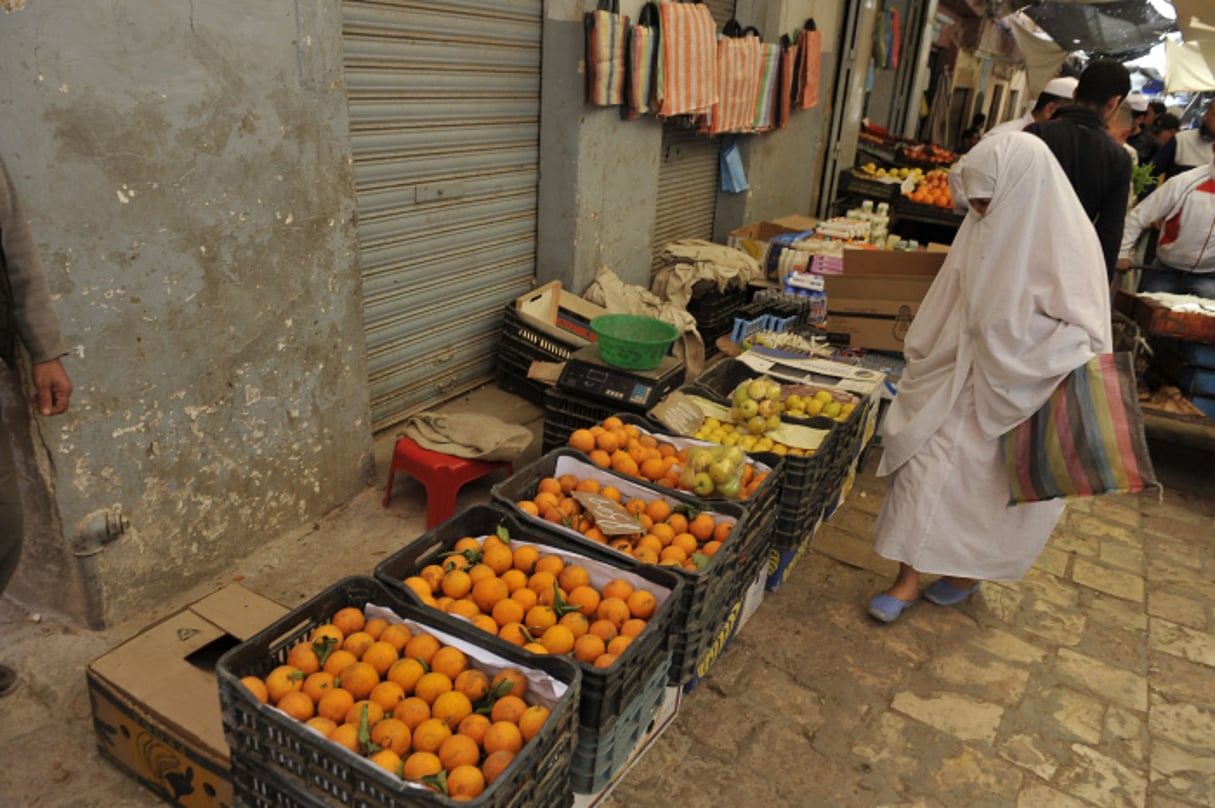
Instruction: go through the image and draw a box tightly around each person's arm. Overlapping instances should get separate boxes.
[1096,151,1133,275]
[1119,174,1180,261]
[947,154,969,215]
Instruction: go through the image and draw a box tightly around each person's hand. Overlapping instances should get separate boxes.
[1115,257,1131,272]
[31,358,72,416]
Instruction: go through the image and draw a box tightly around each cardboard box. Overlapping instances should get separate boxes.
[514,280,610,347]
[727,221,814,281]
[823,248,948,352]
[88,584,288,807]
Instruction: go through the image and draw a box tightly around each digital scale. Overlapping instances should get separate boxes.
[557,345,684,411]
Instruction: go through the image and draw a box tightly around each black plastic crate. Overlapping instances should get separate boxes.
[838,168,905,203]
[893,197,964,226]
[496,332,555,406]
[502,305,582,361]
[488,450,753,674]
[372,505,683,734]
[542,388,617,453]
[569,652,671,794]
[217,576,580,808]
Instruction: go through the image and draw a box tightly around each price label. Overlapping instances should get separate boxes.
[571,492,643,536]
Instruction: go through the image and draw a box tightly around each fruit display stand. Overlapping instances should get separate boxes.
[372,504,684,737]
[489,450,751,688]
[217,576,581,808]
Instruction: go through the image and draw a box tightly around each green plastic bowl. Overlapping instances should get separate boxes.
[591,314,680,370]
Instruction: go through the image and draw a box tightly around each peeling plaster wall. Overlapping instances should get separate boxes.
[1,1,372,626]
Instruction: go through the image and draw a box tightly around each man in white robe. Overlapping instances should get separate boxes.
[868,134,1113,622]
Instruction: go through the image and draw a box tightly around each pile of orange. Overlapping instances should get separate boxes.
[239,606,554,800]
[512,473,733,570]
[566,416,768,500]
[904,168,953,208]
[402,534,660,669]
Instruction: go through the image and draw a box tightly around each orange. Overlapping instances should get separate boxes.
[588,449,612,468]
[596,597,631,629]
[345,700,385,727]
[523,641,549,655]
[701,540,722,557]
[673,533,699,557]
[626,590,657,619]
[305,716,337,737]
[429,646,468,681]
[537,476,563,496]
[533,554,565,577]
[286,643,321,676]
[607,635,633,656]
[368,681,406,713]
[620,618,648,638]
[414,671,454,705]
[386,657,426,694]
[526,570,557,598]
[471,577,510,613]
[442,553,471,572]
[490,694,528,724]
[512,545,540,575]
[640,457,667,481]
[491,668,528,700]
[310,623,344,650]
[499,568,527,594]
[611,453,639,477]
[595,430,619,454]
[482,543,514,576]
[557,564,590,593]
[447,764,486,800]
[342,631,375,659]
[689,513,716,542]
[316,688,356,724]
[301,671,337,704]
[447,598,481,621]
[525,604,558,632]
[401,751,443,781]
[482,750,517,785]
[516,500,540,516]
[603,416,624,431]
[370,718,411,756]
[361,641,399,677]
[558,611,590,639]
[588,619,618,642]
[608,538,634,556]
[646,499,671,523]
[575,477,601,494]
[569,428,596,453]
[241,676,269,704]
[713,520,733,543]
[328,722,361,754]
[498,622,530,647]
[441,569,473,600]
[483,721,524,755]
[602,578,635,601]
[600,485,622,503]
[471,613,500,636]
[634,546,659,565]
[533,491,560,513]
[432,689,474,728]
[367,748,402,775]
[539,624,576,655]
[363,617,389,640]
[265,665,304,704]
[392,696,431,729]
[458,712,491,747]
[439,733,481,770]
[467,563,496,586]
[331,607,366,637]
[492,597,525,628]
[277,690,315,722]
[403,633,441,665]
[593,653,618,668]
[411,717,453,754]
[403,577,433,601]
[338,661,379,700]
[453,668,491,702]
[660,545,688,564]
[378,623,413,653]
[573,633,606,664]
[637,534,664,555]
[517,704,551,743]
[666,512,688,535]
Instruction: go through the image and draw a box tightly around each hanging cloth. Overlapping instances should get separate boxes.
[705,22,762,135]
[889,9,900,70]
[585,0,628,106]
[753,42,781,132]
[625,3,660,118]
[777,34,800,129]
[797,21,822,110]
[657,0,719,117]
[873,10,888,70]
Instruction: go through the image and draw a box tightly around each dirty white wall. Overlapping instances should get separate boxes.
[0,1,373,626]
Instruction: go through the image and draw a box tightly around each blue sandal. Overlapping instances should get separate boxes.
[867,593,916,623]
[923,579,980,606]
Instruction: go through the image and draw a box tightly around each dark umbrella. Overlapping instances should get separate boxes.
[1023,1,1177,60]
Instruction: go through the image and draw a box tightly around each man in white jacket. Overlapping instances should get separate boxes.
[1117,143,1215,299]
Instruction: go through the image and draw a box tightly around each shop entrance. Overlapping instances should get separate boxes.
[342,1,543,430]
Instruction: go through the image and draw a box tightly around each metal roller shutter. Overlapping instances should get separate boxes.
[343,0,542,430]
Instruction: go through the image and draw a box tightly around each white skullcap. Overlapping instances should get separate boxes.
[1127,94,1149,112]
[1042,76,1078,99]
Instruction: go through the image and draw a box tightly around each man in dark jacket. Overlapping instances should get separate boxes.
[1,154,72,697]
[1025,59,1132,280]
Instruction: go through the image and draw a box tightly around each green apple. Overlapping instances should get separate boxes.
[709,457,736,484]
[739,398,760,419]
[715,476,741,498]
[692,472,715,496]
[746,415,767,435]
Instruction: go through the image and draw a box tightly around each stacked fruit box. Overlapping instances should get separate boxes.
[372,505,682,733]
[489,449,751,688]
[217,576,580,807]
[496,305,582,407]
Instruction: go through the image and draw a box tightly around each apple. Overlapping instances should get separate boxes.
[709,457,736,484]
[766,414,782,431]
[739,398,760,419]
[764,381,782,400]
[823,401,842,418]
[746,415,767,435]
[746,379,767,400]
[732,385,752,407]
[757,399,782,418]
[805,398,825,417]
[722,446,746,466]
[692,472,715,497]
[715,476,741,498]
[784,394,803,411]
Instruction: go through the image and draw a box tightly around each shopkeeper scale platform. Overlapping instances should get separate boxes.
[558,345,683,411]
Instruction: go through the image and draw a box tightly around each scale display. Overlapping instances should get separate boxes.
[557,346,683,411]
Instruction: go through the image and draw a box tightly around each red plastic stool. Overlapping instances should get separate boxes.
[382,436,514,527]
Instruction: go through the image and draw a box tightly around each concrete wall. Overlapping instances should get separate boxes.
[0,1,372,627]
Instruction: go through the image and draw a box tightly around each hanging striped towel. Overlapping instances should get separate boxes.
[586,1,627,106]
[753,42,781,131]
[777,38,799,129]
[798,27,822,109]
[625,3,660,118]
[658,0,719,117]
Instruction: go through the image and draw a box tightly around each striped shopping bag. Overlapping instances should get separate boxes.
[706,22,761,135]
[777,35,799,129]
[625,3,660,118]
[797,25,822,109]
[1000,353,1159,504]
[657,0,719,117]
[586,0,627,106]
[753,42,781,131]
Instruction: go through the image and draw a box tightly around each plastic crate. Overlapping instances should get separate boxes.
[838,169,905,203]
[217,576,580,808]
[496,332,555,406]
[488,450,753,684]
[893,197,964,226]
[542,388,618,453]
[570,652,671,794]
[503,305,582,361]
[372,505,683,734]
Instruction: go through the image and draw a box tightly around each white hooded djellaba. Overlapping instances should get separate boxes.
[874,133,1113,581]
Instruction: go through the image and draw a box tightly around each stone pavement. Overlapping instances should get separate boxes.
[0,386,1212,807]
